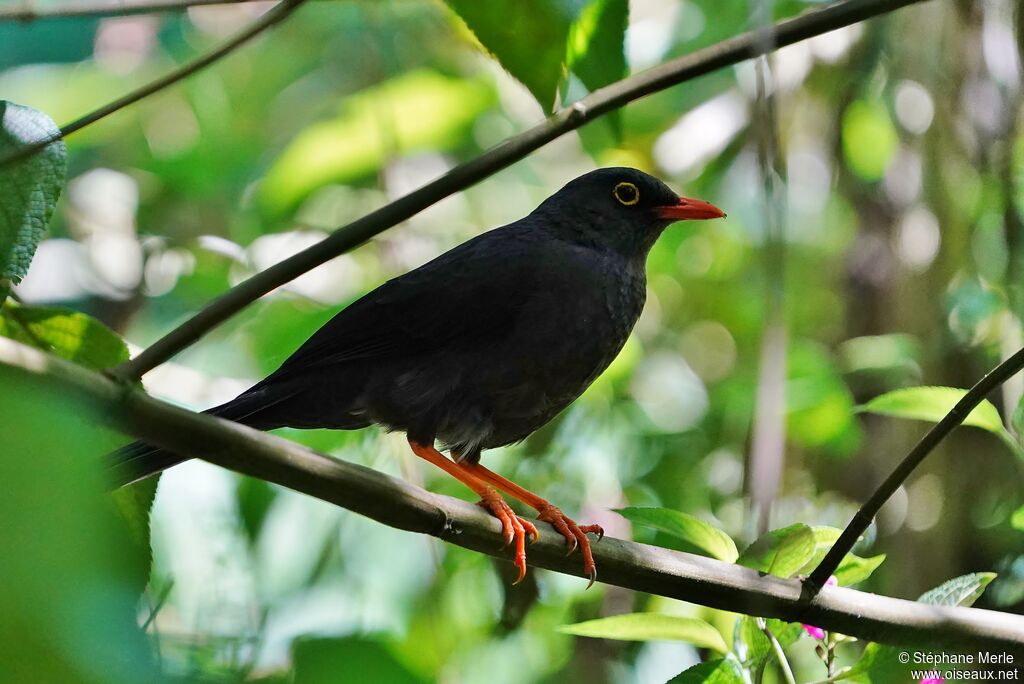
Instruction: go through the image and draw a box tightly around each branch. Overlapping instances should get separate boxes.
[1,335,1021,653]
[113,0,933,381]
[805,345,1024,598]
[0,0,271,21]
[0,0,306,168]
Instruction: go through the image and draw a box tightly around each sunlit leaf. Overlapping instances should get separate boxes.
[859,386,1004,434]
[842,99,897,181]
[667,655,744,683]
[443,0,579,110]
[558,613,728,652]
[0,101,66,294]
[737,523,816,578]
[615,506,738,562]
[834,553,886,586]
[917,572,997,607]
[0,302,128,370]
[261,70,494,214]
[1010,504,1024,531]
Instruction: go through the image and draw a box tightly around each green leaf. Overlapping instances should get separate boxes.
[615,506,738,562]
[567,0,628,134]
[108,477,159,597]
[917,572,997,607]
[293,635,427,684]
[260,70,494,214]
[792,526,886,587]
[734,616,771,665]
[0,302,129,370]
[859,386,1004,434]
[836,642,905,683]
[734,617,803,667]
[667,655,745,684]
[737,523,816,578]
[443,0,581,110]
[557,613,728,652]
[834,553,886,586]
[0,101,67,289]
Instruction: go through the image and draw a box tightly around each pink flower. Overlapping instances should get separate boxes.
[920,677,944,684]
[801,624,826,639]
[802,576,838,640]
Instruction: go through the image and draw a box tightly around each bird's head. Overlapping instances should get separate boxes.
[535,167,725,257]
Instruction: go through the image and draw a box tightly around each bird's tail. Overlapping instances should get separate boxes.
[108,386,290,488]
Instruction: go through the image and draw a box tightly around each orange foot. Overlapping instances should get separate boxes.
[536,503,604,587]
[477,488,539,584]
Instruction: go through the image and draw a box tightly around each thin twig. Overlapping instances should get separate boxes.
[804,345,1024,599]
[0,0,307,169]
[113,0,934,381]
[1,335,1022,652]
[759,618,797,684]
[0,0,268,21]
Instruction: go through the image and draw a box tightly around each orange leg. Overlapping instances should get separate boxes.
[458,461,604,587]
[408,440,538,583]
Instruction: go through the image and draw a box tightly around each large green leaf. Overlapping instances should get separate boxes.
[0,101,66,293]
[859,386,1004,434]
[0,302,154,596]
[260,70,494,214]
[444,0,581,110]
[737,523,816,578]
[0,370,157,682]
[917,572,997,607]
[558,613,728,652]
[667,655,745,684]
[615,506,738,562]
[0,302,129,370]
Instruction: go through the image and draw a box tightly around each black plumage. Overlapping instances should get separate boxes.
[111,167,725,582]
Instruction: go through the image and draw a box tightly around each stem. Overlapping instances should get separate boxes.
[805,345,1024,598]
[760,619,797,684]
[0,0,307,169]
[112,0,934,381]
[2,335,1023,651]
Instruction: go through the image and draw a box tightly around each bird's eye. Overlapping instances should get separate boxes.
[613,182,640,206]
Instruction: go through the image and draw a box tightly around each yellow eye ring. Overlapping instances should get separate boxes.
[613,181,640,206]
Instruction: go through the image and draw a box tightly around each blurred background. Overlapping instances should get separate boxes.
[1,0,1023,681]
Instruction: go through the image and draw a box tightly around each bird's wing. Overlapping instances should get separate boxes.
[264,226,540,379]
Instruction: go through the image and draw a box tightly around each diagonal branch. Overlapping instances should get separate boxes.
[0,0,307,169]
[0,0,271,22]
[804,345,1024,600]
[112,0,933,381]
[1,334,1022,653]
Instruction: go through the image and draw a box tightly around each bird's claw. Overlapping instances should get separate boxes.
[477,491,532,582]
[536,504,601,587]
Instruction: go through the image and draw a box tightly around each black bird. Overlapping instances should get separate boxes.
[112,167,725,583]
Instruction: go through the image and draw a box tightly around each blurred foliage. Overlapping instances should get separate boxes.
[1,0,1023,682]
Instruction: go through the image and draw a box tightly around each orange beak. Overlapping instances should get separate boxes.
[656,196,726,221]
